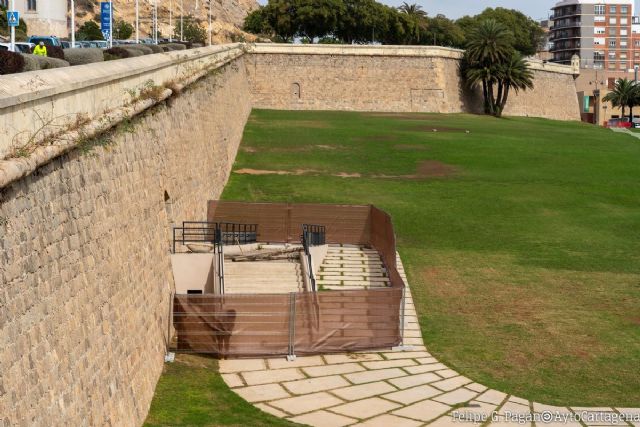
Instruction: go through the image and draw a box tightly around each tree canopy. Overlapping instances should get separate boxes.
[243,1,543,53]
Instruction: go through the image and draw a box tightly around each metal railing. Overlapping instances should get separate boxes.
[301,224,326,292]
[172,221,258,253]
[217,222,258,245]
[172,221,217,253]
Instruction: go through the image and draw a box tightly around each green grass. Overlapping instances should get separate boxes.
[144,355,299,426]
[221,110,640,406]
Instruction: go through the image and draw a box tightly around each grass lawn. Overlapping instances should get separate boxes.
[144,354,298,426]
[220,110,640,406]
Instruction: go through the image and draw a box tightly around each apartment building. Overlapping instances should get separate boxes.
[550,0,640,71]
[0,0,67,37]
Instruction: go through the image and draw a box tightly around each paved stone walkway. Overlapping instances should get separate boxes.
[220,255,640,427]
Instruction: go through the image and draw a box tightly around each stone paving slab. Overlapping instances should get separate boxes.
[219,252,640,427]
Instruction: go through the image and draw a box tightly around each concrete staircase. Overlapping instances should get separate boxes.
[316,244,390,290]
[223,260,304,294]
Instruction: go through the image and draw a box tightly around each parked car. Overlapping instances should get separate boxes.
[0,42,32,52]
[27,35,62,47]
[89,40,108,48]
[607,117,632,128]
[14,42,34,53]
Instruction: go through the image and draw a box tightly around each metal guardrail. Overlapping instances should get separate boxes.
[172,221,259,295]
[301,224,326,292]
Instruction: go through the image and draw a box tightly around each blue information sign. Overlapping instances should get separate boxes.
[100,2,111,31]
[7,11,19,27]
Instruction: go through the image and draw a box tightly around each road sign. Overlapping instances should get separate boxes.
[101,30,111,40]
[7,11,19,27]
[100,2,111,31]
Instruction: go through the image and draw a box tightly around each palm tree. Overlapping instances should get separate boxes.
[466,19,513,65]
[495,53,534,117]
[398,2,427,18]
[603,78,639,120]
[462,20,533,117]
[398,2,427,44]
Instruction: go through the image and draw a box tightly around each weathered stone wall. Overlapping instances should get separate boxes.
[244,44,581,121]
[0,59,251,426]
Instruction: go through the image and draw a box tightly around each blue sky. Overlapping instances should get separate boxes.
[257,1,639,21]
[382,0,557,20]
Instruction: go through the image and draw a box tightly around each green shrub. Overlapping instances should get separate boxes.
[126,44,154,55]
[105,47,131,59]
[63,48,104,65]
[47,46,65,59]
[33,56,70,69]
[19,54,40,71]
[122,47,145,57]
[147,44,164,53]
[164,43,187,51]
[0,50,25,74]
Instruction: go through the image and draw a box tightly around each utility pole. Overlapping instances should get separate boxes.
[169,0,173,42]
[70,0,76,48]
[154,0,158,44]
[109,0,113,48]
[9,0,15,52]
[180,0,184,41]
[208,0,212,46]
[135,0,139,43]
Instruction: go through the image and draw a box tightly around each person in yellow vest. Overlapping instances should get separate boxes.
[33,42,47,57]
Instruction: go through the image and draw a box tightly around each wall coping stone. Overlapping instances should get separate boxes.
[0,43,243,110]
[247,43,579,75]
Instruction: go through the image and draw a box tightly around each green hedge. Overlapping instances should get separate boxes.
[63,48,104,65]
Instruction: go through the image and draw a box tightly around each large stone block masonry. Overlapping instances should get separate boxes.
[0,59,251,426]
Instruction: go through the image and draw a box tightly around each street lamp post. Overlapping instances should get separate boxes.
[208,0,212,46]
[9,0,15,52]
[180,0,184,41]
[109,0,113,48]
[169,0,173,42]
[70,0,76,48]
[135,0,139,43]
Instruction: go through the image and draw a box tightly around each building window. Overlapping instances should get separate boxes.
[595,27,606,35]
[609,52,617,60]
[610,17,617,25]
[620,62,627,70]
[609,28,617,36]
[621,29,628,36]
[621,6,628,14]
[610,5,616,13]
[609,40,617,47]
[621,39,628,47]
[594,37,605,45]
[27,0,36,11]
[595,15,606,22]
[595,4,605,14]
[621,17,628,25]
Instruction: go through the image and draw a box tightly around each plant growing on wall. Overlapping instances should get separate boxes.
[462,19,533,117]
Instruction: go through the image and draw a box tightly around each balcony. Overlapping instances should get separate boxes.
[551,7,581,19]
[551,20,582,30]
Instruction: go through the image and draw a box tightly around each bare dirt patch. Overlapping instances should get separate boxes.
[415,160,457,178]
[240,147,257,153]
[334,172,362,178]
[234,168,316,176]
[374,160,458,180]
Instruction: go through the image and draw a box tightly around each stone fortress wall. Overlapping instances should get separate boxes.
[245,44,581,122]
[0,48,252,426]
[0,44,579,426]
